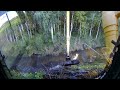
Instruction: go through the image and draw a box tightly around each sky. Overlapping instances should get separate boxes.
[0,11,18,28]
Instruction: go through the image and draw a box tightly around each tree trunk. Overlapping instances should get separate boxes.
[16,11,27,31]
[5,29,10,42]
[69,13,73,39]
[89,13,96,37]
[64,20,66,37]
[51,24,54,43]
[16,11,28,38]
[95,20,101,39]
[25,22,30,38]
[53,24,55,33]
[18,24,24,41]
[25,11,36,35]
[6,13,16,42]
[79,22,81,37]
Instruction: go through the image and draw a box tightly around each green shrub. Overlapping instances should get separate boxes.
[11,70,44,79]
[34,72,44,79]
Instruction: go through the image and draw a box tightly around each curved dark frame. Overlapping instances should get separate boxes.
[0,11,120,79]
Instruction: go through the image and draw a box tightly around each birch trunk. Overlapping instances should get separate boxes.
[95,20,101,39]
[89,13,96,37]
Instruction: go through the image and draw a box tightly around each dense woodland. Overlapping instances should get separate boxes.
[0,11,108,79]
[0,11,104,55]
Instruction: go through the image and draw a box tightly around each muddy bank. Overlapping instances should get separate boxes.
[10,47,106,73]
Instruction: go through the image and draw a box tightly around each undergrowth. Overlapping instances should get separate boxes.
[11,70,44,79]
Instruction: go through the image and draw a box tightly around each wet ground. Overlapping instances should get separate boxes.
[8,47,106,79]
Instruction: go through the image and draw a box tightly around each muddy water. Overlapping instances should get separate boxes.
[10,47,106,73]
[15,53,67,73]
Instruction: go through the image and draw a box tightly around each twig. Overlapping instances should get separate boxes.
[41,63,51,79]
[83,43,103,57]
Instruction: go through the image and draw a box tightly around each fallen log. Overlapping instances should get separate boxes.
[62,60,80,66]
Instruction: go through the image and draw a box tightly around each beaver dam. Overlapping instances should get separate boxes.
[8,47,107,79]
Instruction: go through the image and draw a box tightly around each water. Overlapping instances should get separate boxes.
[8,47,106,74]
